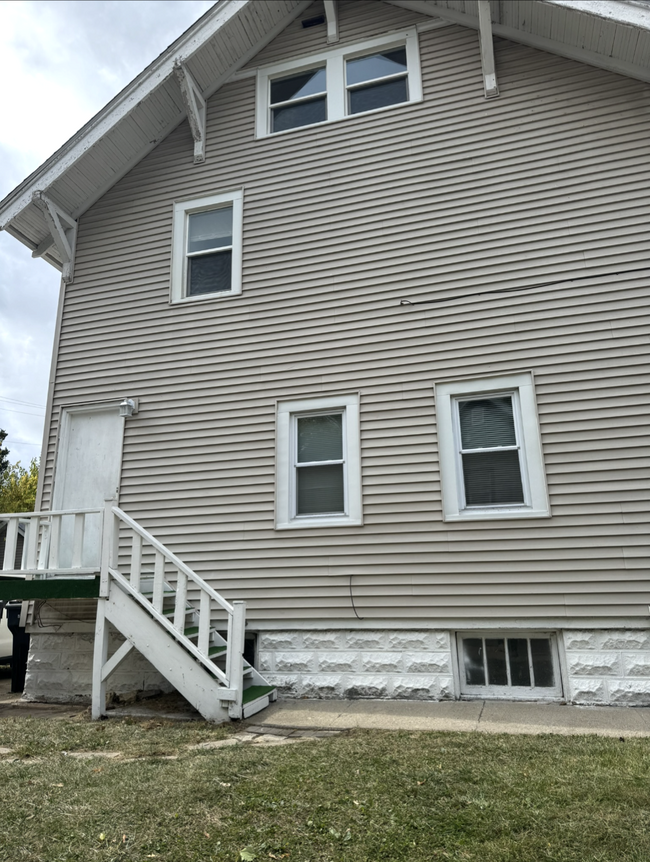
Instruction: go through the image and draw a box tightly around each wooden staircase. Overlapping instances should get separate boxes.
[1,503,276,722]
[93,503,277,722]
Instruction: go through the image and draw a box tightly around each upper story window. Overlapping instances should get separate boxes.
[435,372,551,522]
[270,67,327,133]
[170,190,243,304]
[256,28,422,138]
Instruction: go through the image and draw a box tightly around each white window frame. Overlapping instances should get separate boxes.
[255,28,422,138]
[435,372,550,521]
[170,189,243,304]
[456,631,564,701]
[276,393,362,529]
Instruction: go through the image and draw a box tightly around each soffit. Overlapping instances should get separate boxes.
[0,0,311,270]
[2,0,649,271]
[390,1,650,82]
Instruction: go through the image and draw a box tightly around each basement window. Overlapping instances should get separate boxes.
[457,633,563,699]
[256,28,422,137]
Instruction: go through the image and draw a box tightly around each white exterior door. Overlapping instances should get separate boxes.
[52,405,125,568]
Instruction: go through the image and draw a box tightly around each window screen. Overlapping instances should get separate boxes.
[295,414,345,515]
[270,68,327,133]
[186,206,233,296]
[457,395,524,506]
[346,47,409,115]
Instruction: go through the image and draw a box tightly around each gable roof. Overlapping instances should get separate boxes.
[1,0,649,273]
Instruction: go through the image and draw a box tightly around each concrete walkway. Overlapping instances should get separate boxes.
[2,668,650,737]
[244,698,650,738]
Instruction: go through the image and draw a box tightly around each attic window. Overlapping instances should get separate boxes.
[170,190,243,304]
[256,28,422,138]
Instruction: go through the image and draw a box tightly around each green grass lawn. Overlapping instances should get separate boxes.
[1,718,649,862]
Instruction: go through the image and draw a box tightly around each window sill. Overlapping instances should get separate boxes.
[276,516,363,530]
[170,290,241,305]
[257,96,423,140]
[443,507,551,522]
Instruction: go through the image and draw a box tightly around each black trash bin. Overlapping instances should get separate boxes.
[6,602,29,693]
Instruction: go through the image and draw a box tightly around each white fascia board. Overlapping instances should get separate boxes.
[389,0,650,82]
[546,0,650,29]
[0,0,312,230]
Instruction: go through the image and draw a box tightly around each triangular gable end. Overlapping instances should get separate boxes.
[1,0,649,276]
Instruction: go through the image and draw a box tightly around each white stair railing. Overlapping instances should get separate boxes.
[1,508,103,575]
[96,499,245,716]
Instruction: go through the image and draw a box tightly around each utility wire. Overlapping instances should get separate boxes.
[398,265,650,307]
[0,397,46,409]
[0,407,46,416]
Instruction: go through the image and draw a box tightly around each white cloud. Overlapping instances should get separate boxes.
[0,0,214,467]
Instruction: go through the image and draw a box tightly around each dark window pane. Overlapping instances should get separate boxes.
[485,639,508,685]
[459,396,516,449]
[349,77,408,114]
[508,639,532,686]
[188,208,232,253]
[462,450,524,506]
[531,639,555,687]
[297,414,343,463]
[346,48,407,85]
[270,68,326,104]
[272,97,327,132]
[187,251,232,296]
[297,464,344,514]
[463,638,485,685]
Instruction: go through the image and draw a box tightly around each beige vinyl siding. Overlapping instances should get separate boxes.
[42,0,650,624]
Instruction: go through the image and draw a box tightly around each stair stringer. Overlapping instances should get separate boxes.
[104,585,234,723]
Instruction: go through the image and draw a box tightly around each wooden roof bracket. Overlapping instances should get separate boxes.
[31,191,77,283]
[174,61,207,164]
[324,0,339,43]
[477,0,499,99]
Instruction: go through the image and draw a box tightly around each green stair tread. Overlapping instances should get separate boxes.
[242,685,276,705]
[209,645,227,656]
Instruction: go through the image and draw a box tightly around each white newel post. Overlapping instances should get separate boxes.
[92,598,109,720]
[227,600,246,718]
[100,498,116,597]
[93,498,115,719]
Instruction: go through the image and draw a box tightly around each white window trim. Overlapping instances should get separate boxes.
[276,393,362,529]
[455,631,564,701]
[435,372,550,521]
[170,189,243,304]
[255,28,422,138]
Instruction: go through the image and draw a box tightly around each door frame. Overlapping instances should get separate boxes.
[52,400,127,511]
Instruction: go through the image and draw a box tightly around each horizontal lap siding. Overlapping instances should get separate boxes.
[45,0,650,622]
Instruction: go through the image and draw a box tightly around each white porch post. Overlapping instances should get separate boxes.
[227,600,246,719]
[91,598,109,720]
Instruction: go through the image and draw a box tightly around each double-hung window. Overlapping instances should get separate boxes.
[276,394,362,529]
[256,28,422,137]
[171,190,243,303]
[270,67,327,133]
[346,47,410,115]
[435,373,550,521]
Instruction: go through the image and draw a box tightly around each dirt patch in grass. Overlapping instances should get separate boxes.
[1,723,650,861]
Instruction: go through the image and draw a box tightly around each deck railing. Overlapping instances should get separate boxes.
[1,501,246,709]
[1,508,103,575]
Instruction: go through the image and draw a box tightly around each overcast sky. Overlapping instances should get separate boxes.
[0,0,214,469]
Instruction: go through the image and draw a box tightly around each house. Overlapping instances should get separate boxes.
[1,0,650,719]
